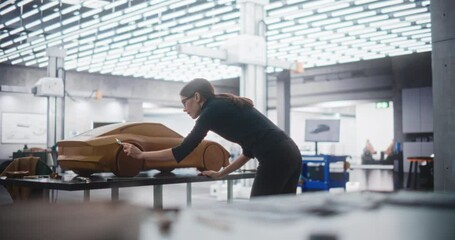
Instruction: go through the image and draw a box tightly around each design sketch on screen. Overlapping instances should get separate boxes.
[305,119,340,142]
[1,113,47,144]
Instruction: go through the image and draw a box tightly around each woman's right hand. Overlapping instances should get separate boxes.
[122,143,143,160]
[201,170,223,179]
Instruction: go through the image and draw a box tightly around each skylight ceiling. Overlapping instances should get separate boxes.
[0,0,431,81]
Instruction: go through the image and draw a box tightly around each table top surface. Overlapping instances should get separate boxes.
[350,164,394,170]
[407,156,434,162]
[0,169,256,191]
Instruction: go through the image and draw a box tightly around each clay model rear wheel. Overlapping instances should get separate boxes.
[202,144,226,171]
[113,143,144,177]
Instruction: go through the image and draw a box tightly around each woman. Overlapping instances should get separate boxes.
[122,78,302,197]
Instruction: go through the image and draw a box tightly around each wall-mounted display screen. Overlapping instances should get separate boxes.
[304,119,340,142]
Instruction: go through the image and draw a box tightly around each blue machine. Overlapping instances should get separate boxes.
[300,155,348,191]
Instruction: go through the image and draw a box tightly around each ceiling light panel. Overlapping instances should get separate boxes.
[0,0,431,80]
[266,0,431,66]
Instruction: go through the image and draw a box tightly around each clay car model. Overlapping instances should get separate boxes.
[57,122,230,177]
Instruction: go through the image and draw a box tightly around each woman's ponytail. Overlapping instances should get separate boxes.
[216,93,254,108]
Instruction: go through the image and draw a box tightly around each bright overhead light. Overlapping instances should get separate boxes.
[13,35,27,43]
[368,1,403,9]
[61,4,81,15]
[344,10,376,20]
[268,6,299,17]
[124,2,148,14]
[381,3,416,13]
[22,8,39,19]
[0,5,15,15]
[312,18,341,27]
[331,6,364,16]
[62,15,81,26]
[44,23,61,32]
[297,14,327,24]
[5,17,20,26]
[268,21,295,30]
[355,0,378,5]
[43,12,60,22]
[25,20,41,29]
[357,15,388,24]
[81,8,103,19]
[206,6,234,16]
[101,11,122,21]
[17,0,33,7]
[188,2,215,13]
[264,1,283,10]
[317,3,350,13]
[394,8,427,17]
[169,0,197,10]
[10,27,24,35]
[405,13,430,21]
[39,1,58,11]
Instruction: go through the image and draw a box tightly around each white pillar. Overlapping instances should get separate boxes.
[238,0,269,114]
[46,47,66,157]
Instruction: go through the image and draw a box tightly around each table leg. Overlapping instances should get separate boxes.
[43,189,50,202]
[84,190,90,202]
[413,162,419,189]
[111,187,119,201]
[407,162,413,189]
[227,180,233,203]
[186,183,192,207]
[154,185,163,209]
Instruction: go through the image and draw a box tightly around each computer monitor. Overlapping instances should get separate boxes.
[304,119,340,143]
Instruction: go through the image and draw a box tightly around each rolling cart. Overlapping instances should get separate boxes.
[300,155,349,191]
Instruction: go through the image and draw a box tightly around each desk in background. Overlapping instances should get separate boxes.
[0,169,255,208]
[349,164,396,191]
[406,156,433,190]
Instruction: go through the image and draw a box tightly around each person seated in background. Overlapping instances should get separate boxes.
[361,140,396,165]
[361,139,377,164]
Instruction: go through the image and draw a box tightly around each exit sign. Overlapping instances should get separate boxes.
[376,101,389,109]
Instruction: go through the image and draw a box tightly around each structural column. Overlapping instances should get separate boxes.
[238,0,268,114]
[46,47,66,165]
[431,0,455,191]
[276,70,291,135]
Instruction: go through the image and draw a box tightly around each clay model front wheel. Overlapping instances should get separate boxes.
[202,144,227,171]
[113,143,144,177]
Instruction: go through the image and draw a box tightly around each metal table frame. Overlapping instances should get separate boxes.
[0,170,255,208]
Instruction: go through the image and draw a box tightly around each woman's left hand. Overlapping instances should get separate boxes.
[201,170,222,179]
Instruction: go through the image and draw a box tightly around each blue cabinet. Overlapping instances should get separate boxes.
[300,155,348,191]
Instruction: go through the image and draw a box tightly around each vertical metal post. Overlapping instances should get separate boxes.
[227,180,234,203]
[43,189,50,202]
[153,185,163,209]
[111,187,119,201]
[84,190,90,202]
[186,183,192,207]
